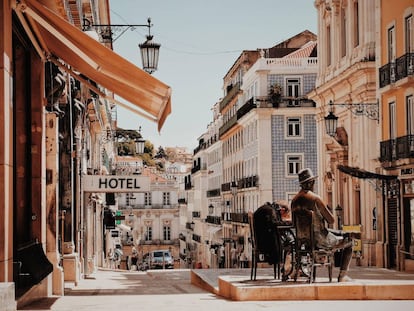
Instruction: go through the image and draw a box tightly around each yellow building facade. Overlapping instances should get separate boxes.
[378,0,414,270]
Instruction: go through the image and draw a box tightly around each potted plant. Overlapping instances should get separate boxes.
[269,83,282,106]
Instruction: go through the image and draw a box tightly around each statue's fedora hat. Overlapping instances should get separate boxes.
[298,168,318,184]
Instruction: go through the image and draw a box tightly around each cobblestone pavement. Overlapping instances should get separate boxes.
[18,268,414,311]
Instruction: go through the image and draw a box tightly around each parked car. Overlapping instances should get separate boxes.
[143,250,174,269]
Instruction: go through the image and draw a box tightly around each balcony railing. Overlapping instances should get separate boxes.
[219,113,237,137]
[237,175,259,189]
[193,134,219,155]
[206,188,221,197]
[380,134,414,163]
[230,212,249,224]
[219,82,241,112]
[221,182,231,192]
[264,57,318,69]
[379,52,414,88]
[220,176,258,192]
[206,215,222,225]
[219,96,315,138]
[191,162,207,174]
[237,97,256,119]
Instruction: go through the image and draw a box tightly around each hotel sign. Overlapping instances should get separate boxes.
[84,175,150,192]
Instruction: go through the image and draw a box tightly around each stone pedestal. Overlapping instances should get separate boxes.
[376,242,385,268]
[47,251,64,295]
[0,283,16,311]
[404,259,414,271]
[63,253,80,285]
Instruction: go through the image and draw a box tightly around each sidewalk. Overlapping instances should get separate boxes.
[191,265,414,301]
[15,268,414,311]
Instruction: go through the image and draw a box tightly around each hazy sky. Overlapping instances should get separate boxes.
[109,0,317,151]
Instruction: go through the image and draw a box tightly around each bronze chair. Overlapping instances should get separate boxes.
[248,203,282,281]
[293,208,333,283]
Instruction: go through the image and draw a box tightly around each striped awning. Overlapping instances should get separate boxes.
[16,0,171,131]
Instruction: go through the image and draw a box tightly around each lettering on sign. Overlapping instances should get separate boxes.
[401,168,413,175]
[84,175,150,192]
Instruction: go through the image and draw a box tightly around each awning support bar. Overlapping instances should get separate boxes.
[49,57,158,123]
[14,5,46,61]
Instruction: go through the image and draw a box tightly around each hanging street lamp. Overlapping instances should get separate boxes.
[83,17,160,74]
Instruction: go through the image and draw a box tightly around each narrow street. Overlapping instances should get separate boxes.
[18,269,414,311]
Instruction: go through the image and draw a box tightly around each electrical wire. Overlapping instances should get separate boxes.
[110,9,243,56]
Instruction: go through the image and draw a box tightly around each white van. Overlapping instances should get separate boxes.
[143,250,174,269]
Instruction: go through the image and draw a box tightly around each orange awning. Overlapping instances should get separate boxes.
[17,0,171,131]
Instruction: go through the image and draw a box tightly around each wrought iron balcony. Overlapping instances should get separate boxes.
[193,134,219,155]
[379,52,414,88]
[221,182,231,192]
[380,134,414,163]
[230,212,249,224]
[206,215,222,225]
[219,82,241,112]
[221,176,258,192]
[219,95,316,138]
[219,113,237,137]
[206,188,221,197]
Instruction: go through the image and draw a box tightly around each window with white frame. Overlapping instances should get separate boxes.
[406,14,413,53]
[389,101,396,139]
[407,95,414,135]
[144,192,152,205]
[163,192,170,205]
[145,226,152,241]
[163,225,171,241]
[286,117,302,138]
[388,26,396,62]
[353,1,359,47]
[286,78,301,106]
[341,7,347,57]
[286,154,303,176]
[327,25,331,66]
